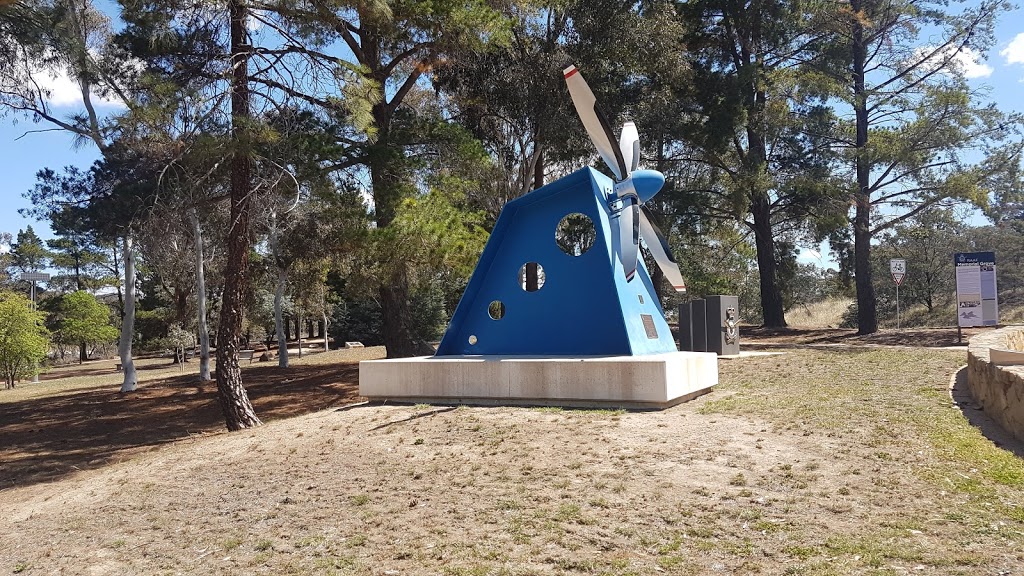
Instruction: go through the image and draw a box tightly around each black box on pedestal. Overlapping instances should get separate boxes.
[704,295,740,355]
[690,299,708,352]
[678,302,693,351]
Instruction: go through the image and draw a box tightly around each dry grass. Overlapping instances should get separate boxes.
[785,297,852,328]
[3,346,1024,574]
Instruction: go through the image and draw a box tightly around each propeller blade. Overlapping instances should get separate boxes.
[623,197,640,281]
[619,121,640,175]
[563,65,627,181]
[639,206,686,292]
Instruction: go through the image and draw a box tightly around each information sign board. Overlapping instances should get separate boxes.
[954,252,998,327]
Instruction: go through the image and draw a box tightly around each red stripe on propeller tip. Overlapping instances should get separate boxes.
[564,67,578,79]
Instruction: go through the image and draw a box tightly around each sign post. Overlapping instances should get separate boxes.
[20,272,50,383]
[890,259,906,330]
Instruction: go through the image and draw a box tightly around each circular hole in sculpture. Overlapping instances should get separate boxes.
[488,300,505,320]
[468,335,478,345]
[518,262,546,292]
[555,213,597,256]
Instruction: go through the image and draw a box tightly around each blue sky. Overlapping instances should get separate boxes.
[2,6,1024,261]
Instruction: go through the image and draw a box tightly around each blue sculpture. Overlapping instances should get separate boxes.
[435,65,687,357]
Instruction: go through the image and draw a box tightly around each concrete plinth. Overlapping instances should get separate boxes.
[359,351,718,408]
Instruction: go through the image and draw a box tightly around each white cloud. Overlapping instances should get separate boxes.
[953,47,994,79]
[32,65,126,109]
[913,45,993,79]
[1001,33,1024,65]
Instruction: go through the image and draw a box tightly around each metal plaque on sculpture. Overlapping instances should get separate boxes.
[954,252,998,327]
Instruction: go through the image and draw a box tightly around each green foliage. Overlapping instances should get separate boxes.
[0,291,49,387]
[331,297,384,347]
[408,279,447,343]
[8,226,50,275]
[51,291,118,355]
[873,209,966,320]
[133,308,171,350]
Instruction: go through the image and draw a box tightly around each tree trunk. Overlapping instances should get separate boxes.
[379,265,433,357]
[111,242,124,317]
[322,311,329,351]
[118,234,139,392]
[368,93,433,358]
[298,314,304,357]
[851,0,877,335]
[214,0,262,431]
[751,194,787,327]
[533,148,544,190]
[853,198,876,333]
[189,208,212,381]
[79,342,87,363]
[275,267,289,367]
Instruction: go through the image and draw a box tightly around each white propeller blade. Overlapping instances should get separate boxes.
[639,208,686,292]
[619,121,640,175]
[563,65,627,181]
[617,196,640,281]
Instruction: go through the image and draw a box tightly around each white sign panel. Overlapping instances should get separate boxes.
[955,252,998,327]
[890,258,906,286]
[20,272,50,282]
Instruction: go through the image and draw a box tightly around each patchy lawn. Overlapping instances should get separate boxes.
[1,344,1023,575]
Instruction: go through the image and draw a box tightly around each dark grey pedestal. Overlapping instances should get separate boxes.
[691,299,708,352]
[679,302,693,351]
[705,295,740,355]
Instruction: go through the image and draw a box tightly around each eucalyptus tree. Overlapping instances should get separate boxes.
[115,0,317,426]
[438,0,676,222]
[1,0,150,391]
[826,0,1022,333]
[436,2,577,219]
[673,0,845,327]
[250,108,360,367]
[0,0,133,148]
[251,0,508,358]
[874,207,965,314]
[26,141,159,392]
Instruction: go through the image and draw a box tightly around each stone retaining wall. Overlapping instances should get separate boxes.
[967,326,1024,442]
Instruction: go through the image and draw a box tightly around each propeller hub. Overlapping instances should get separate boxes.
[614,169,665,204]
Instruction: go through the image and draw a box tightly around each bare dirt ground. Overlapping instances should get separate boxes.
[2,334,1024,575]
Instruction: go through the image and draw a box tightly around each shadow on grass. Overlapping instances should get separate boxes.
[738,326,982,349]
[0,363,362,491]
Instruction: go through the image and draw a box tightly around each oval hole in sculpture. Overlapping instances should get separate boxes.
[518,262,545,292]
[468,335,478,345]
[555,213,596,256]
[488,300,505,320]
